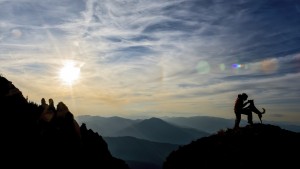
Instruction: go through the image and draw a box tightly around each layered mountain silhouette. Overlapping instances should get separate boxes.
[78,116,209,169]
[0,75,129,168]
[78,116,209,145]
[76,115,140,136]
[78,115,300,136]
[116,117,209,145]
[163,116,235,133]
[163,116,300,133]
[163,123,300,169]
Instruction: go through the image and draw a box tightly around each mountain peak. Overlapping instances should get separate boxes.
[137,117,172,129]
[163,123,300,169]
[143,117,167,123]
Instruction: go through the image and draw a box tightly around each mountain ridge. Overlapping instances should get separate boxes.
[77,115,209,145]
[115,117,209,144]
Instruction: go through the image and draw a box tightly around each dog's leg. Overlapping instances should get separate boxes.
[249,101,266,123]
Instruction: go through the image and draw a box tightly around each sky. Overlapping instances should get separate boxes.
[1,0,300,124]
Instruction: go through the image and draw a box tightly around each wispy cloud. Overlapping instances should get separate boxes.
[0,0,300,123]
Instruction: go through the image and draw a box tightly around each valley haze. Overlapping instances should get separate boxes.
[76,115,300,135]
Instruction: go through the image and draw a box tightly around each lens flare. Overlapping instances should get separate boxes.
[219,63,226,71]
[261,59,278,74]
[196,61,210,74]
[232,64,241,69]
[232,63,248,69]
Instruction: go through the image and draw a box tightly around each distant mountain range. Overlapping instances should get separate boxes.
[76,115,300,135]
[76,115,209,169]
[77,116,209,145]
[162,116,235,133]
[76,115,140,136]
[163,116,300,133]
[115,117,209,145]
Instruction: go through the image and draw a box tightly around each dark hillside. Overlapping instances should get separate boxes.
[163,123,300,168]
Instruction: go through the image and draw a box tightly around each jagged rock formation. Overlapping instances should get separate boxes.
[0,75,130,168]
[163,123,300,169]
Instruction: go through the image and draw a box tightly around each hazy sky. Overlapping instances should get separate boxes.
[1,0,300,123]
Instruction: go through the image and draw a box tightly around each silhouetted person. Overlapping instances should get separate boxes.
[234,93,252,128]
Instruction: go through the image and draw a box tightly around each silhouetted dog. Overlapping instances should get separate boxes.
[248,100,265,123]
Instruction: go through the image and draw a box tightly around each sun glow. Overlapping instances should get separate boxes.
[59,61,80,85]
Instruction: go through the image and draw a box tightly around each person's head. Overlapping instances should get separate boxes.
[238,93,248,100]
[241,93,248,100]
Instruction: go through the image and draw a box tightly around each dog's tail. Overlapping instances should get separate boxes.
[261,108,266,114]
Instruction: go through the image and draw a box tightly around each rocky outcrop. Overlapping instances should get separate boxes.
[0,75,130,168]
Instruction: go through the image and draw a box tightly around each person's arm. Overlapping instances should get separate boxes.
[243,100,249,107]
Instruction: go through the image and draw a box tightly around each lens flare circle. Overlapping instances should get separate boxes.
[197,61,210,74]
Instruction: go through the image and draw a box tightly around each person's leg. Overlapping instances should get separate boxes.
[234,113,241,128]
[247,111,253,125]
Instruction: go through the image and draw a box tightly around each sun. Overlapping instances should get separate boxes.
[59,61,80,85]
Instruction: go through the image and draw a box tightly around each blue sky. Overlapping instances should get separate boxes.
[1,0,300,123]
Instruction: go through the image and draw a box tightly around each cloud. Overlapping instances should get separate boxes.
[0,0,300,122]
